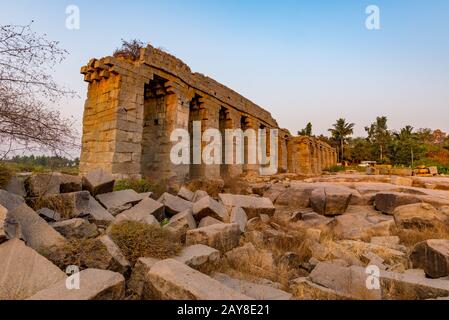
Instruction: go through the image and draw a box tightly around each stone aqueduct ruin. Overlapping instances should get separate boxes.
[80,45,337,181]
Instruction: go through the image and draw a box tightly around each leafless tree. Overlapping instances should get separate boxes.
[0,22,78,160]
[113,39,145,61]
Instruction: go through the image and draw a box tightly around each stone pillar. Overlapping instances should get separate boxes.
[310,141,317,175]
[80,72,122,176]
[316,144,322,175]
[292,137,312,175]
[200,99,221,180]
[80,59,148,179]
[278,133,289,174]
[242,117,259,174]
[325,148,331,169]
[225,110,243,178]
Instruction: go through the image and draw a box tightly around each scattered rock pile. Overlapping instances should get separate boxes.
[1,171,449,300]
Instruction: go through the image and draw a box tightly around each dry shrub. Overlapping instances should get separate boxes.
[222,176,251,195]
[219,251,294,290]
[391,223,449,248]
[186,178,224,197]
[30,193,74,218]
[113,39,144,61]
[42,238,110,270]
[108,221,182,264]
[229,225,312,288]
[292,281,350,300]
[0,163,13,188]
[381,280,418,300]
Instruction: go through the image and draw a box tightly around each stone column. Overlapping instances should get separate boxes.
[295,137,312,175]
[242,117,259,174]
[200,99,221,180]
[225,109,243,178]
[278,133,289,174]
[80,58,147,179]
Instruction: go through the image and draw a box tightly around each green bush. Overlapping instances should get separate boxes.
[328,165,346,173]
[114,178,153,193]
[437,165,449,174]
[114,178,168,198]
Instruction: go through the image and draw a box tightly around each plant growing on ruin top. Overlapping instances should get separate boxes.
[113,39,146,61]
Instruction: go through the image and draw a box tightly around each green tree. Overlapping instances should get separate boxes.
[365,116,391,163]
[388,126,423,166]
[298,122,313,136]
[328,118,355,162]
[349,137,373,163]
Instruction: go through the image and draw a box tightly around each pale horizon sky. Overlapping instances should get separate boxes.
[1,0,449,143]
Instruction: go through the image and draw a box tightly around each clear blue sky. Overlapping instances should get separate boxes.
[1,0,449,138]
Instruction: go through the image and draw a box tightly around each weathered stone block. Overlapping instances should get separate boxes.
[86,195,115,226]
[0,239,66,300]
[0,189,25,211]
[198,216,224,228]
[393,203,446,229]
[178,187,194,202]
[96,235,130,274]
[310,186,352,216]
[186,223,241,253]
[5,175,27,197]
[192,190,209,202]
[113,197,164,226]
[24,173,82,197]
[218,194,275,219]
[410,240,449,278]
[37,208,61,222]
[82,169,115,196]
[157,192,193,216]
[192,196,229,222]
[28,269,125,300]
[174,244,220,270]
[25,173,60,196]
[375,192,422,215]
[144,259,252,300]
[96,189,143,215]
[51,218,98,240]
[391,176,413,187]
[230,207,247,233]
[128,257,161,298]
[310,262,449,300]
[6,204,66,252]
[165,209,196,234]
[213,273,292,300]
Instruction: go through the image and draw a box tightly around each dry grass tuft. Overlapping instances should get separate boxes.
[391,223,449,248]
[30,193,73,218]
[186,178,224,197]
[223,177,251,195]
[42,238,110,270]
[218,251,295,290]
[108,221,183,264]
[0,163,13,188]
[381,280,419,300]
[227,222,313,289]
[291,281,351,300]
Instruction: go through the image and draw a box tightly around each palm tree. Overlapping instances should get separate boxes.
[329,118,355,162]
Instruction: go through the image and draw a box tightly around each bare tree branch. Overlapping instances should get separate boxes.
[0,22,79,159]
